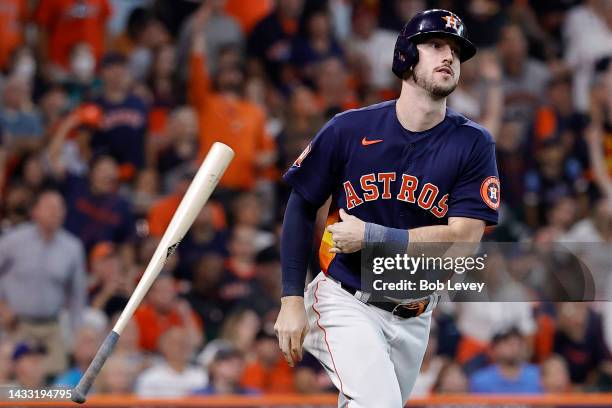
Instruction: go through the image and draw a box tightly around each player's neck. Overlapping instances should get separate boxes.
[396,83,446,132]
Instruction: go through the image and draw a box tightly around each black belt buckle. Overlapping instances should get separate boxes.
[337,277,432,319]
[391,298,429,319]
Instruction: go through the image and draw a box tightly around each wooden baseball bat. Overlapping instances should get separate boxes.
[71,142,234,403]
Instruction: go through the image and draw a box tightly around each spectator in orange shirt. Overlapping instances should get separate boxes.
[147,167,195,238]
[147,167,227,238]
[35,0,111,70]
[188,3,276,200]
[133,273,203,352]
[241,327,295,393]
[0,0,28,70]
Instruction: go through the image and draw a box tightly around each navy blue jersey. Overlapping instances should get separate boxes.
[61,174,135,251]
[283,100,500,289]
[92,94,148,169]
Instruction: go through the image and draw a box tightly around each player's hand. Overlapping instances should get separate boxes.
[327,209,366,253]
[274,296,308,367]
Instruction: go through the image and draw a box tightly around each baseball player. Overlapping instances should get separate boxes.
[275,9,499,408]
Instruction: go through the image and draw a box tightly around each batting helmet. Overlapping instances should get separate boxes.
[392,9,477,79]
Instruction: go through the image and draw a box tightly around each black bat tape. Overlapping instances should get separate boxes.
[71,331,120,404]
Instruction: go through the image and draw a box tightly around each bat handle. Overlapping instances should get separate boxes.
[71,330,120,404]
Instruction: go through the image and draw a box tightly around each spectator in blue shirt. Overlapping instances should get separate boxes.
[470,327,543,394]
[50,155,135,251]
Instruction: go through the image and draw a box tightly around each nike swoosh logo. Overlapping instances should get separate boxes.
[361,137,383,146]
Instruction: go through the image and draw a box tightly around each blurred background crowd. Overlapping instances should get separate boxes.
[0,0,611,400]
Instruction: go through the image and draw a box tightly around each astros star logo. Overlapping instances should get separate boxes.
[480,176,500,210]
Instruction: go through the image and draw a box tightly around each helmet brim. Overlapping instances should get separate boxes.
[408,31,477,63]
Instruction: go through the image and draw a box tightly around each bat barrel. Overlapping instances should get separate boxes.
[113,142,234,335]
[71,328,120,402]
[72,143,234,403]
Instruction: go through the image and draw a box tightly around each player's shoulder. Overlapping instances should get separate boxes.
[310,101,394,140]
[334,100,395,121]
[446,108,495,146]
[326,100,394,128]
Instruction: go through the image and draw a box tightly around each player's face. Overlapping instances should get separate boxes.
[413,37,461,98]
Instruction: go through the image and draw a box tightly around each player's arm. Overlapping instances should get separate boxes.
[327,211,484,254]
[276,118,341,367]
[405,217,484,243]
[275,190,319,367]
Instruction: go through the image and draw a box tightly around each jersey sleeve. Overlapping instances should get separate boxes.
[447,133,500,225]
[283,119,342,207]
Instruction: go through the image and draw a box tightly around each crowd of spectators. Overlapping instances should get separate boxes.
[0,0,611,399]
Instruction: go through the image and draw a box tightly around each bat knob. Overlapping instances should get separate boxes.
[71,389,87,404]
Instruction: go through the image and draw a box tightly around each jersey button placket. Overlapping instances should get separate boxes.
[404,143,415,169]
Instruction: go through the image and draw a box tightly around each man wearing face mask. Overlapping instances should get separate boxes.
[64,43,99,104]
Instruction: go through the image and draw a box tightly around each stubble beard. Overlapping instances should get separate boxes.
[412,67,458,99]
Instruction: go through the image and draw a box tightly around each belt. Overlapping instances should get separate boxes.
[338,281,432,319]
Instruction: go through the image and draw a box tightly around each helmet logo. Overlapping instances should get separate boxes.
[442,15,459,31]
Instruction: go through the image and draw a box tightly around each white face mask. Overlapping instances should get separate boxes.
[71,52,96,81]
[13,55,36,80]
